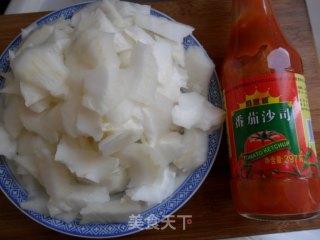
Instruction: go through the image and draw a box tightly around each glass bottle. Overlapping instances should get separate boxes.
[221,0,320,220]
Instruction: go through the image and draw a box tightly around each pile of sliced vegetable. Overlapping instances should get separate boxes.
[0,0,225,223]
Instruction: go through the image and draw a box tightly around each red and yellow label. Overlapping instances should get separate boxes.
[224,73,318,179]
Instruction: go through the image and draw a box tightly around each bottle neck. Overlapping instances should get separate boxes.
[230,0,284,55]
[233,0,273,22]
[230,0,291,59]
[222,0,303,82]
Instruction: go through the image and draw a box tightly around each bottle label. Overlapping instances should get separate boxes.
[224,73,319,179]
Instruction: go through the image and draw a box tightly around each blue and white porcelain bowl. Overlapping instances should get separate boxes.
[0,2,223,238]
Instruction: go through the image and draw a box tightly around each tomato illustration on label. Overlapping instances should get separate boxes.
[297,147,319,175]
[237,132,319,178]
[244,130,286,153]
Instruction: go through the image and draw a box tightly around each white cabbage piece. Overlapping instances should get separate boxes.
[12,30,70,99]
[18,18,72,55]
[21,196,49,215]
[113,32,133,53]
[0,72,20,95]
[126,167,176,204]
[28,98,52,113]
[19,172,49,215]
[82,63,126,116]
[71,6,133,51]
[171,41,185,67]
[152,35,185,67]
[118,50,132,68]
[19,81,48,108]
[155,132,184,165]
[124,25,155,45]
[47,183,109,223]
[98,166,129,194]
[21,23,38,39]
[153,38,173,85]
[71,7,114,32]
[141,93,174,146]
[106,98,136,124]
[80,197,143,224]
[3,96,24,138]
[134,13,194,43]
[126,43,158,104]
[64,49,87,88]
[76,106,104,141]
[173,129,208,172]
[60,86,104,141]
[172,92,225,131]
[17,133,68,202]
[19,172,47,199]
[60,91,81,138]
[47,198,78,223]
[19,103,63,144]
[73,29,120,69]
[0,125,17,160]
[14,131,47,178]
[157,64,188,102]
[64,184,110,209]
[101,0,126,28]
[185,46,215,96]
[55,136,120,184]
[28,142,75,201]
[18,24,55,54]
[117,143,165,189]
[99,119,143,156]
[110,0,151,17]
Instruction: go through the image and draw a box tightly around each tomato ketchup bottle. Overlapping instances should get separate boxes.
[221,0,320,220]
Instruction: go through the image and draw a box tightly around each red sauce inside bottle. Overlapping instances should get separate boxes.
[221,0,320,220]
